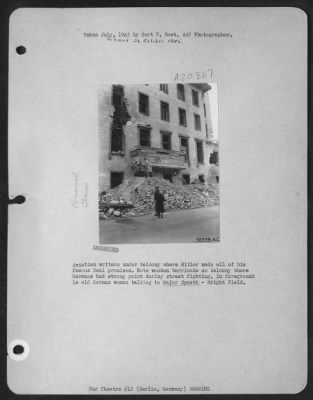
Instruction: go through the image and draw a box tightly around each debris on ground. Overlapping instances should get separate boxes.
[99,177,219,219]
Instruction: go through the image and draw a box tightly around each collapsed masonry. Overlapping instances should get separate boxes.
[99,177,219,219]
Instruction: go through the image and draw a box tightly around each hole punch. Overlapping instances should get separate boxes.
[16,46,26,55]
[8,340,30,361]
[13,344,24,355]
[8,195,26,204]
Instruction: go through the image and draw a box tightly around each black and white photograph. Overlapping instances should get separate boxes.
[98,83,220,244]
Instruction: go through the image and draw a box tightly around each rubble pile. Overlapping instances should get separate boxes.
[99,177,219,218]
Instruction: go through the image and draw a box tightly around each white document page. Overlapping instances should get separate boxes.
[8,7,307,394]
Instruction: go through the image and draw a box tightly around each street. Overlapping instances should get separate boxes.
[99,206,220,244]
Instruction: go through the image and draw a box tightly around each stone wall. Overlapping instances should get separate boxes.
[98,84,215,192]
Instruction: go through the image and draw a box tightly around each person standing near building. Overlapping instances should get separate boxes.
[154,186,160,216]
[154,186,165,218]
[158,191,165,218]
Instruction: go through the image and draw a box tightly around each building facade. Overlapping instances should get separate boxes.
[98,83,217,191]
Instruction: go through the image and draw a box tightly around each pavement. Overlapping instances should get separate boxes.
[99,206,220,244]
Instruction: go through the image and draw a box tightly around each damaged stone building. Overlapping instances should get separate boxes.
[98,83,218,191]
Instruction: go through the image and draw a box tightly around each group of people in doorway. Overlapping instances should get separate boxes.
[154,186,165,218]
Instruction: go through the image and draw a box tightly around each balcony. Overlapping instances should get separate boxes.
[130,146,186,170]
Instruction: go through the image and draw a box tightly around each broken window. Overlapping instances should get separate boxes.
[182,174,190,184]
[194,113,201,131]
[112,85,124,107]
[192,89,199,106]
[139,127,151,147]
[177,84,185,101]
[178,108,187,126]
[180,137,189,162]
[196,140,204,164]
[160,84,168,94]
[110,172,123,189]
[111,125,124,152]
[160,101,170,121]
[110,85,129,153]
[138,92,149,115]
[163,173,172,182]
[199,174,205,183]
[209,151,219,165]
[111,84,130,126]
[161,131,172,150]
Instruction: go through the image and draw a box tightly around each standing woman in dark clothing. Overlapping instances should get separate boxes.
[154,186,160,216]
[157,191,165,218]
[154,187,165,218]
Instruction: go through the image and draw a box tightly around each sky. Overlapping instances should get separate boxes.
[206,83,218,141]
